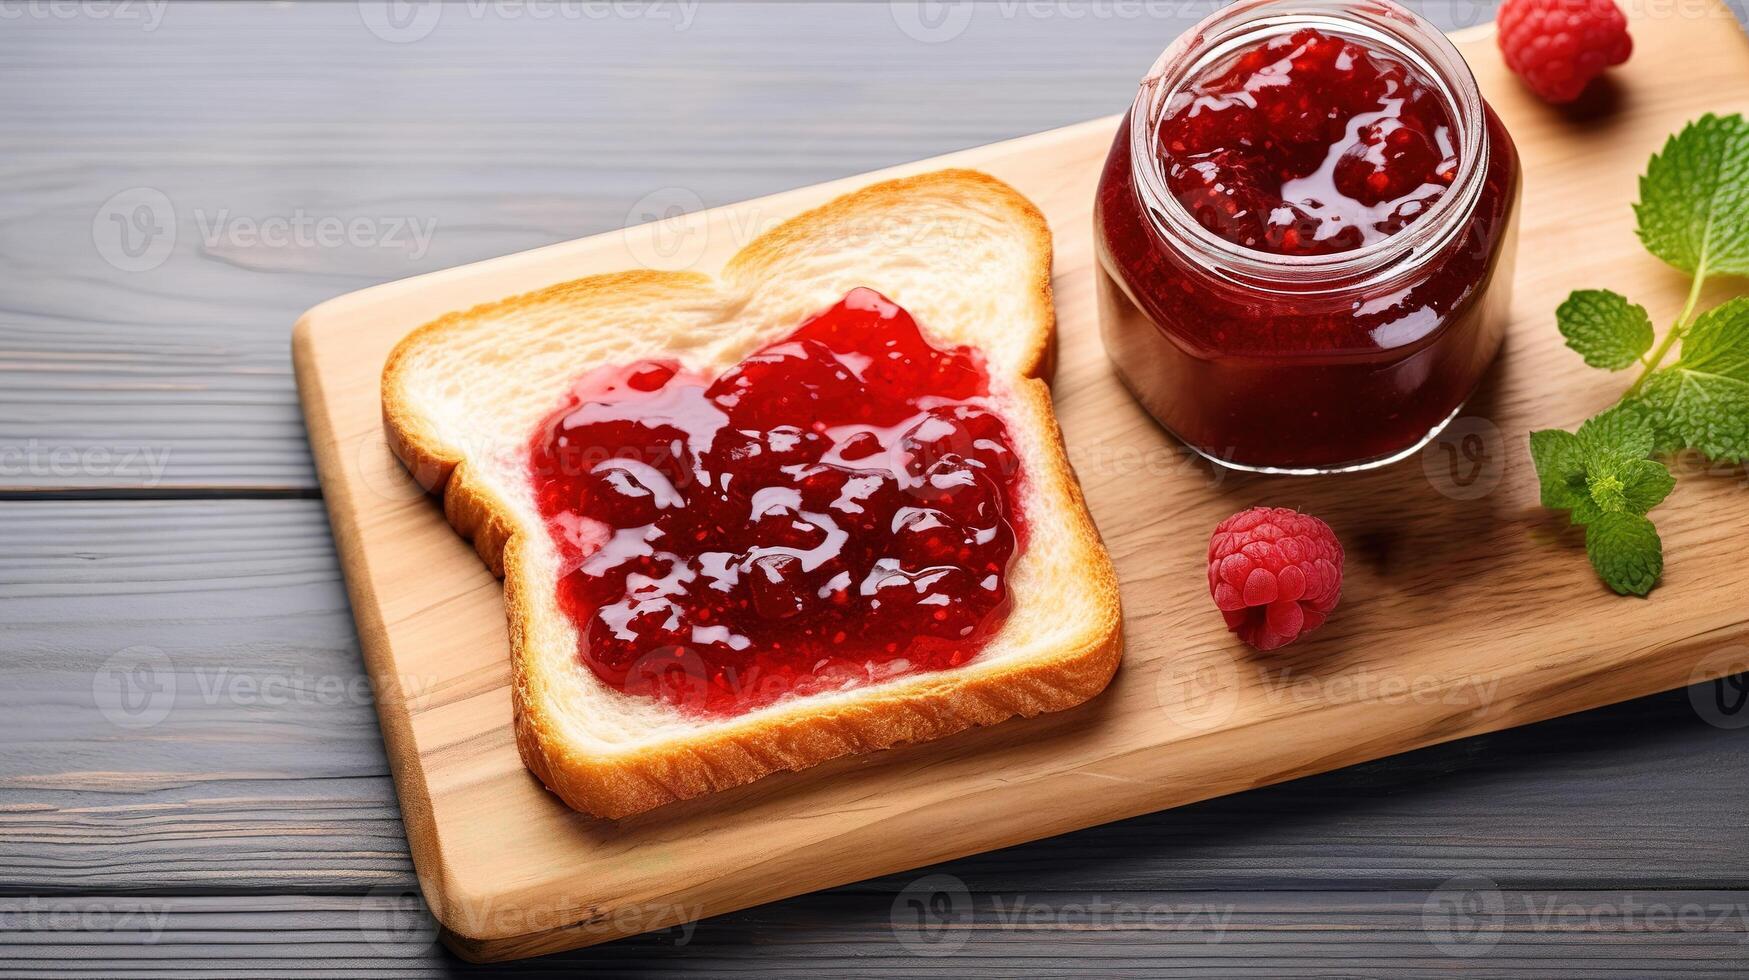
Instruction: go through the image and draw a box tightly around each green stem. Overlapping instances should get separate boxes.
[1627,265,1708,397]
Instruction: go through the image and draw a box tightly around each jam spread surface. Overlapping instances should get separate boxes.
[1159,26,1459,255]
[528,288,1024,716]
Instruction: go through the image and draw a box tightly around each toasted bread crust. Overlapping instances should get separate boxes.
[383,170,1122,820]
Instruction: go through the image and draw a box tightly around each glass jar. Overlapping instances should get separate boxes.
[1094,0,1520,473]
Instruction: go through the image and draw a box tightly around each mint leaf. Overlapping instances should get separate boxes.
[1571,493,1605,527]
[1617,457,1677,513]
[1558,289,1654,370]
[1529,428,1587,510]
[1676,295,1749,381]
[1634,113,1749,277]
[1634,368,1749,461]
[1584,512,1664,596]
[1576,403,1655,459]
[1629,297,1749,462]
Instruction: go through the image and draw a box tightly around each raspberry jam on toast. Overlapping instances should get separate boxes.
[528,288,1025,716]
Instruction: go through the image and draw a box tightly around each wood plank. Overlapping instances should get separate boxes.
[0,0,1270,491]
[4,891,1748,978]
[4,500,1746,900]
[291,3,1749,960]
[0,499,412,892]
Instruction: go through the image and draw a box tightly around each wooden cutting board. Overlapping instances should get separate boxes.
[294,4,1749,962]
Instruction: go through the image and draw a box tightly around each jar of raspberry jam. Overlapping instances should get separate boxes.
[1095,0,1520,473]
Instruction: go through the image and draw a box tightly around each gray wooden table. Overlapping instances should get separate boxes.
[5,2,1749,976]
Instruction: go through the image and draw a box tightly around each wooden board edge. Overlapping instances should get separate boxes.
[430,626,1749,966]
[291,312,466,931]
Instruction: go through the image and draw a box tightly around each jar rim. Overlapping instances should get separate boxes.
[1127,0,1489,288]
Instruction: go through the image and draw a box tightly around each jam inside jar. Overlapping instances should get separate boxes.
[1095,0,1520,472]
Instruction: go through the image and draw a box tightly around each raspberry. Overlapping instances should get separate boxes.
[1206,506,1343,651]
[1496,0,1632,104]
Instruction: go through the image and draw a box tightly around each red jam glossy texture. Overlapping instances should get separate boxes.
[1095,27,1520,470]
[527,289,1025,716]
[1160,27,1458,255]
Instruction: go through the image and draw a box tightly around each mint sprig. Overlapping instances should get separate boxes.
[1530,407,1673,595]
[1531,113,1749,596]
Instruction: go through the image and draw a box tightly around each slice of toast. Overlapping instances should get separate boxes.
[382,170,1122,819]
